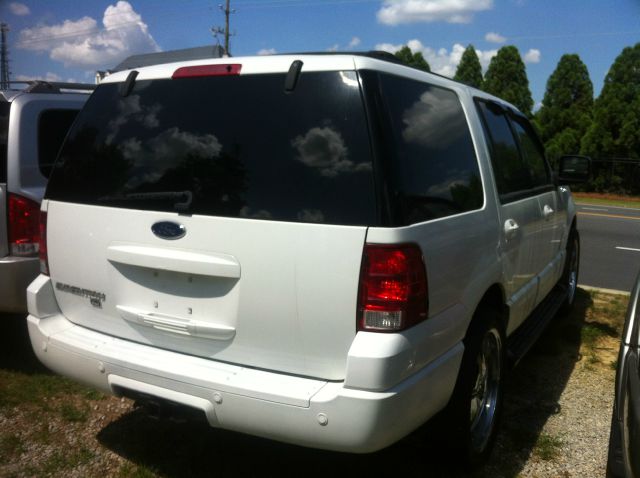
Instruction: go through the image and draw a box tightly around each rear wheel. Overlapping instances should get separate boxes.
[447,310,506,467]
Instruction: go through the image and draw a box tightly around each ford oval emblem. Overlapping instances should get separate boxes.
[151,221,186,240]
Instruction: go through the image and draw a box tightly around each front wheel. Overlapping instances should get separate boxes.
[561,228,580,313]
[447,311,506,467]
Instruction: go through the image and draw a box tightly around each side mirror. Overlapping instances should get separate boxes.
[558,155,591,184]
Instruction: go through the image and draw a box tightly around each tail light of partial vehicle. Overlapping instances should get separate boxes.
[8,193,41,258]
[39,210,48,275]
[357,243,429,332]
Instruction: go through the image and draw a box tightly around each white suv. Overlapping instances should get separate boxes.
[26,53,585,464]
[0,82,91,313]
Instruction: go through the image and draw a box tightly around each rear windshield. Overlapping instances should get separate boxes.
[0,102,9,183]
[46,71,377,226]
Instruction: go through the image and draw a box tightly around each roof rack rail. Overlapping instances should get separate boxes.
[268,50,462,81]
[271,50,404,65]
[4,80,95,94]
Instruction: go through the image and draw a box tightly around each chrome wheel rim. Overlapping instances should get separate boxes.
[469,328,502,453]
[567,237,579,305]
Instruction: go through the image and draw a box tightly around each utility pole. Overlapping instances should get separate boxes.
[0,23,10,90]
[211,1,235,56]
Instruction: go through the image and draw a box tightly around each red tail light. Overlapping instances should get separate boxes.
[172,64,242,79]
[357,244,428,332]
[8,194,40,257]
[39,210,49,275]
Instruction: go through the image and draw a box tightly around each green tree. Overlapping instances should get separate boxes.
[454,45,483,89]
[394,45,430,72]
[483,46,534,117]
[581,43,640,160]
[536,54,593,167]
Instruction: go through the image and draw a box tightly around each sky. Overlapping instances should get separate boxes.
[1,0,638,108]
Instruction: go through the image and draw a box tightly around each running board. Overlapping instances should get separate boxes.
[506,284,568,366]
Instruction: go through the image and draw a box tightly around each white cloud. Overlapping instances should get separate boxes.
[257,48,277,56]
[15,72,62,82]
[9,2,30,16]
[297,209,324,223]
[524,48,541,63]
[17,1,159,69]
[375,39,497,77]
[485,31,506,44]
[122,128,223,187]
[377,0,493,25]
[402,90,466,148]
[292,126,370,177]
[348,37,361,48]
[326,43,339,52]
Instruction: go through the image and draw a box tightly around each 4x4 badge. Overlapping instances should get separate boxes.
[151,221,186,240]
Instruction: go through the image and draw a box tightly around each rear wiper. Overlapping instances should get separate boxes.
[100,190,193,212]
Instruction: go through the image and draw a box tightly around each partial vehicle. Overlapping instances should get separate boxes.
[26,53,587,464]
[608,272,640,478]
[1,81,92,313]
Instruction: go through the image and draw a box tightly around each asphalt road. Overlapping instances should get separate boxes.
[577,203,640,292]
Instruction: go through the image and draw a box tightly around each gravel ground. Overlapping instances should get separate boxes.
[0,288,626,477]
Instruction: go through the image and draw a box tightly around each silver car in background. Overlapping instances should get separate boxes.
[608,272,640,477]
[0,81,91,313]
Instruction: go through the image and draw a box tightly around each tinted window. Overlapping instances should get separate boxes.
[0,102,9,183]
[46,72,376,226]
[378,73,482,223]
[510,115,551,188]
[38,109,79,178]
[476,100,532,201]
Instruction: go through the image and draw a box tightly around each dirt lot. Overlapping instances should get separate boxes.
[0,288,628,478]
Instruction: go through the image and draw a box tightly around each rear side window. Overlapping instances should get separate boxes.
[46,71,377,226]
[38,109,79,178]
[476,100,552,202]
[509,115,551,188]
[0,102,9,183]
[476,101,526,200]
[377,73,483,224]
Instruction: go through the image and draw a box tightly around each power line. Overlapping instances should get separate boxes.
[211,1,235,56]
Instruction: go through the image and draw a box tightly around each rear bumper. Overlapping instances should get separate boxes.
[0,255,39,313]
[26,276,464,453]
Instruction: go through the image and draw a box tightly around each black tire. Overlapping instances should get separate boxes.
[446,309,506,468]
[560,228,580,313]
[607,408,625,478]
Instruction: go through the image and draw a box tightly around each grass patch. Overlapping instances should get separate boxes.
[60,402,89,422]
[573,193,640,209]
[84,388,106,401]
[0,433,25,460]
[0,371,92,409]
[534,433,563,461]
[37,447,94,475]
[587,352,600,365]
[117,462,160,478]
[581,324,606,347]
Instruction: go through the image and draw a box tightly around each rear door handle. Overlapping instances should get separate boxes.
[543,205,554,218]
[504,219,520,239]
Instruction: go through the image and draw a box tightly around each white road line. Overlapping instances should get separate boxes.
[616,246,640,252]
[581,207,609,212]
